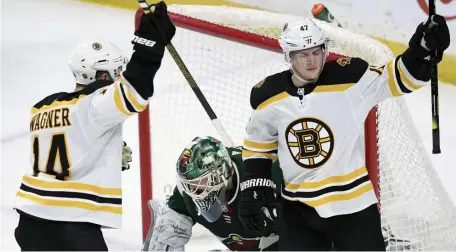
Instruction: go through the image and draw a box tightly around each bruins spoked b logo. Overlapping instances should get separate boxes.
[285,117,334,169]
[92,42,102,51]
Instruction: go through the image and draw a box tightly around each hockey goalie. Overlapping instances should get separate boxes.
[141,136,282,251]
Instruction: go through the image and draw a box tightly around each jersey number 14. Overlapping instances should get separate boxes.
[32,132,71,180]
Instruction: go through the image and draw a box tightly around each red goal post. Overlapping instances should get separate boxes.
[135,5,456,250]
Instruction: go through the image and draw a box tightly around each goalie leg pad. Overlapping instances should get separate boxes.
[142,199,193,251]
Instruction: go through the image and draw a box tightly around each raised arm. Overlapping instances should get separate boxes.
[88,2,176,129]
[348,15,450,126]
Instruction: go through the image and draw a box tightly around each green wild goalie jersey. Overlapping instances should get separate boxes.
[242,56,429,218]
[167,147,283,251]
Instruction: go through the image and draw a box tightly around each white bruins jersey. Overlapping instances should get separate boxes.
[242,56,428,218]
[15,74,148,228]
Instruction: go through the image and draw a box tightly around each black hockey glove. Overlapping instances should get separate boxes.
[123,2,176,99]
[122,141,132,171]
[238,163,278,233]
[401,14,450,81]
[133,1,176,57]
[407,15,450,63]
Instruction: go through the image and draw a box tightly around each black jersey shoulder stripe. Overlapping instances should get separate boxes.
[317,57,369,86]
[32,80,113,113]
[250,70,289,110]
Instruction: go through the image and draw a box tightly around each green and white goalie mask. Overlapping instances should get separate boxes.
[176,136,235,222]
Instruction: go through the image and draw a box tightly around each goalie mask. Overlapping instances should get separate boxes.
[176,136,235,222]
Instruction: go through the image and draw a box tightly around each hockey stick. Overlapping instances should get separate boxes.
[137,0,234,147]
[429,0,441,154]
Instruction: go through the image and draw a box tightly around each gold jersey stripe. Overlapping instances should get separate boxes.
[23,175,122,196]
[300,183,373,207]
[387,60,402,97]
[17,191,122,214]
[114,82,134,116]
[243,139,278,150]
[257,91,290,110]
[120,77,146,111]
[285,166,368,190]
[313,83,355,93]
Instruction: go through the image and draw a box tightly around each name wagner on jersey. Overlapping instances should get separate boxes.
[30,107,71,132]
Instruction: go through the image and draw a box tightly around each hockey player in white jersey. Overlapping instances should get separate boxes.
[238,15,450,251]
[13,2,175,251]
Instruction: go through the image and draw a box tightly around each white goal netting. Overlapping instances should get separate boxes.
[142,5,456,249]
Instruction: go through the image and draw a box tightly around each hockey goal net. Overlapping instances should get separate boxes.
[137,5,456,250]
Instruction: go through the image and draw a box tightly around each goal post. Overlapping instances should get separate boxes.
[136,5,456,249]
